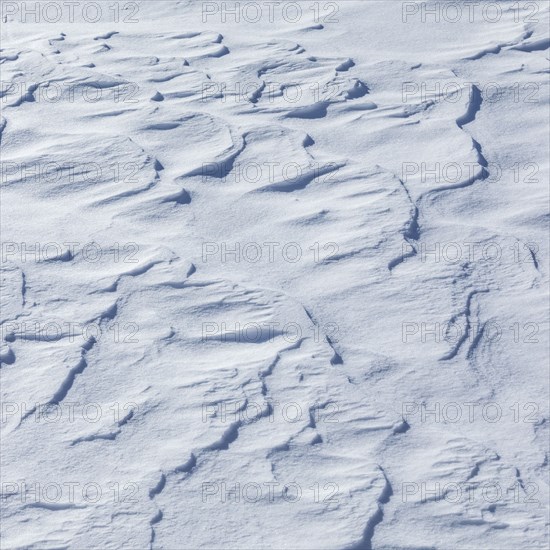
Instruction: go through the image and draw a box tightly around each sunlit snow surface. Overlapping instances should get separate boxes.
[1,1,549,548]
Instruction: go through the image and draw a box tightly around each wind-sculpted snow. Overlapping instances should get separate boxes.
[0,1,549,549]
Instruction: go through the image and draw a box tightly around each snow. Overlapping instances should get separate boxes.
[1,1,549,548]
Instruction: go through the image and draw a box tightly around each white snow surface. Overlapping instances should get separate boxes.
[1,1,549,548]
